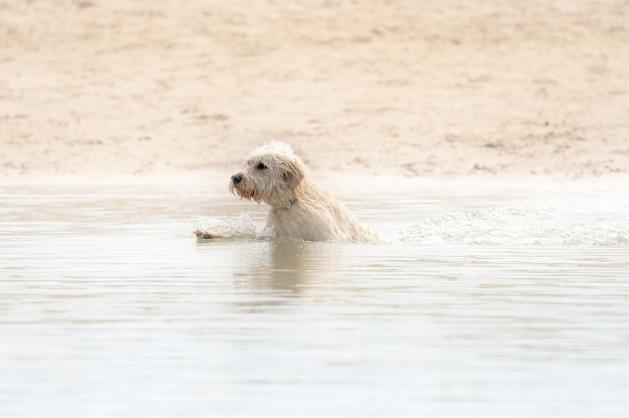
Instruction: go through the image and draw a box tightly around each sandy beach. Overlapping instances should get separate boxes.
[1,0,628,177]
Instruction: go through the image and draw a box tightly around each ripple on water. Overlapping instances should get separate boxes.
[1,176,629,418]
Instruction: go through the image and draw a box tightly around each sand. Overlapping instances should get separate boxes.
[1,0,628,178]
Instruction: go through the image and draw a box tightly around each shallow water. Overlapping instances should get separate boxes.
[1,175,628,418]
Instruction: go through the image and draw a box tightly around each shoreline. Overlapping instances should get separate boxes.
[2,169,628,187]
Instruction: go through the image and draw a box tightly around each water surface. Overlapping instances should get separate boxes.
[1,175,628,417]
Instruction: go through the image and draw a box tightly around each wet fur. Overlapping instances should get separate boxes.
[230,142,379,242]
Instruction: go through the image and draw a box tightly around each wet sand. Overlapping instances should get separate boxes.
[1,0,629,177]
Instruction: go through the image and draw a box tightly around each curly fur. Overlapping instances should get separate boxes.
[230,141,379,242]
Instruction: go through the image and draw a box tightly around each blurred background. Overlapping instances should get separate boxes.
[1,0,628,177]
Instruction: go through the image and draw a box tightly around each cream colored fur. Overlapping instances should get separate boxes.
[229,142,379,242]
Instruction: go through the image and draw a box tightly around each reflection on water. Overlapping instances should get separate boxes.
[228,240,321,309]
[1,176,628,418]
[263,240,315,293]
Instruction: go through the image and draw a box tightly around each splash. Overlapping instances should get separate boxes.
[396,205,629,247]
[193,213,260,240]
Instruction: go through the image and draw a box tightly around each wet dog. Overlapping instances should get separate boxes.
[226,141,378,242]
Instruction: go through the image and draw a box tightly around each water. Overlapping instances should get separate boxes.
[1,174,628,417]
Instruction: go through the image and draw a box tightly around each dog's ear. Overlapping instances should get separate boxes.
[281,159,305,190]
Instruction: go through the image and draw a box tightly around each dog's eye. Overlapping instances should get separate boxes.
[256,162,267,170]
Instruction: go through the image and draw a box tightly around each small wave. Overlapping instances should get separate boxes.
[191,205,629,247]
[396,206,629,247]
[193,213,260,240]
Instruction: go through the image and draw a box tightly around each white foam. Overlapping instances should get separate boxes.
[193,213,259,240]
[396,205,629,247]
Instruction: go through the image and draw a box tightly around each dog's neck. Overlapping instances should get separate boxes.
[266,183,306,210]
[267,195,298,210]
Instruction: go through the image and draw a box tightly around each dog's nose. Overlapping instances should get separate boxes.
[231,174,243,184]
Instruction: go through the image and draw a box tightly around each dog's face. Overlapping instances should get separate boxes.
[230,142,305,208]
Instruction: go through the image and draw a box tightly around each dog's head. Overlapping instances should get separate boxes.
[230,141,306,208]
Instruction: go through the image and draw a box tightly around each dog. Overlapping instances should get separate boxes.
[225,141,379,242]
